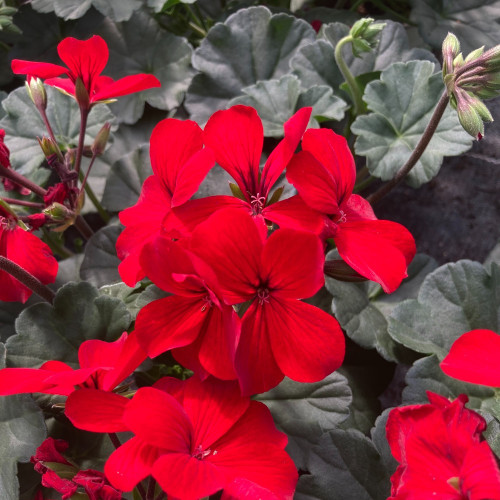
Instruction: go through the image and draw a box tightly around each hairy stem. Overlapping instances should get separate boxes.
[78,169,110,223]
[0,256,55,303]
[73,108,89,179]
[0,164,47,198]
[74,215,94,240]
[334,36,365,116]
[366,90,450,205]
[38,107,64,161]
[1,197,45,208]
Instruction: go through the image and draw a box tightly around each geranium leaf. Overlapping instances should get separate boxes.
[80,225,122,288]
[99,10,194,124]
[256,372,352,439]
[351,60,473,187]
[0,302,25,343]
[410,0,500,54]
[6,282,131,368]
[185,6,316,124]
[295,428,390,500]
[229,75,348,137]
[102,144,152,211]
[388,261,500,359]
[31,0,142,21]
[371,409,398,475]
[325,253,437,363]
[291,20,437,92]
[0,344,46,498]
[0,86,115,178]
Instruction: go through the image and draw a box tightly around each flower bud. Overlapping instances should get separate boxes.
[349,18,386,57]
[25,77,47,110]
[37,137,59,158]
[74,77,90,110]
[464,46,484,64]
[442,33,461,76]
[91,122,111,156]
[455,90,485,139]
[43,202,72,222]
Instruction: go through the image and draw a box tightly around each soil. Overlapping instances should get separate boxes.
[373,97,500,265]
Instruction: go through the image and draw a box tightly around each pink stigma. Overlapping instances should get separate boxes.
[257,287,270,305]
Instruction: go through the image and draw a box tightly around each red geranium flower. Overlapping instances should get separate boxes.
[65,376,298,499]
[0,331,145,395]
[441,329,500,387]
[286,128,416,293]
[0,210,58,303]
[32,437,121,500]
[0,128,30,195]
[386,392,500,499]
[11,35,160,107]
[134,236,240,380]
[116,118,214,286]
[189,208,345,395]
[163,105,325,237]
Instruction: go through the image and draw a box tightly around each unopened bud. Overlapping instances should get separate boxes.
[324,259,367,283]
[43,202,72,221]
[464,46,484,64]
[349,18,386,57]
[25,77,47,110]
[91,122,111,156]
[456,90,486,139]
[38,137,58,158]
[74,77,90,110]
[442,33,461,76]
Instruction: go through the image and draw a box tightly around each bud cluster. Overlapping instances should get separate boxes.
[348,18,386,57]
[442,32,500,138]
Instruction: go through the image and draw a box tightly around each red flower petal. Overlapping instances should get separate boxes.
[0,368,61,395]
[124,387,192,452]
[204,105,263,196]
[261,227,324,299]
[105,436,160,492]
[92,73,161,102]
[134,295,209,358]
[286,150,341,215]
[461,441,500,499]
[259,107,311,196]
[65,389,129,432]
[182,377,249,450]
[153,452,227,500]
[57,35,108,91]
[301,128,356,206]
[266,297,345,383]
[441,329,500,387]
[43,76,76,96]
[341,194,376,221]
[11,60,67,79]
[334,220,416,293]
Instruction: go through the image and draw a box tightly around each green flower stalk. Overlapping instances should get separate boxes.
[334,18,386,115]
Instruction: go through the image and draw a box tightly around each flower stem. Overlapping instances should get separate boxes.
[334,36,365,115]
[1,197,45,209]
[0,256,55,303]
[108,432,122,449]
[0,164,47,198]
[366,90,450,205]
[73,215,94,240]
[78,169,110,223]
[74,108,89,179]
[38,107,64,161]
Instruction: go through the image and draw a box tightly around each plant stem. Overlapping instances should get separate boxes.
[38,107,64,161]
[1,197,45,209]
[0,164,47,198]
[74,215,94,240]
[78,169,110,223]
[366,90,450,205]
[74,108,89,179]
[108,432,122,450]
[334,36,365,116]
[0,256,55,303]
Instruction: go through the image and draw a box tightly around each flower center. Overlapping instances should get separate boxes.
[0,216,16,231]
[250,193,266,215]
[201,295,213,312]
[336,210,347,224]
[193,445,215,460]
[257,287,270,305]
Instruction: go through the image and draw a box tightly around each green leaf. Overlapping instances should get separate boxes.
[6,282,131,368]
[291,20,437,92]
[99,282,154,320]
[185,6,316,124]
[99,10,194,124]
[295,428,391,500]
[31,0,142,21]
[229,75,348,137]
[0,344,46,498]
[0,86,116,178]
[370,409,398,475]
[256,372,352,439]
[0,302,25,343]
[351,60,473,187]
[80,225,122,288]
[410,0,500,55]
[102,144,152,211]
[388,260,500,359]
[485,240,500,272]
[325,253,438,362]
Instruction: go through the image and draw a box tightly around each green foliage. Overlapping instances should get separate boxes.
[388,260,500,358]
[326,253,437,362]
[352,61,473,187]
[229,75,348,137]
[0,86,116,177]
[6,282,131,368]
[185,6,316,124]
[410,0,500,54]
